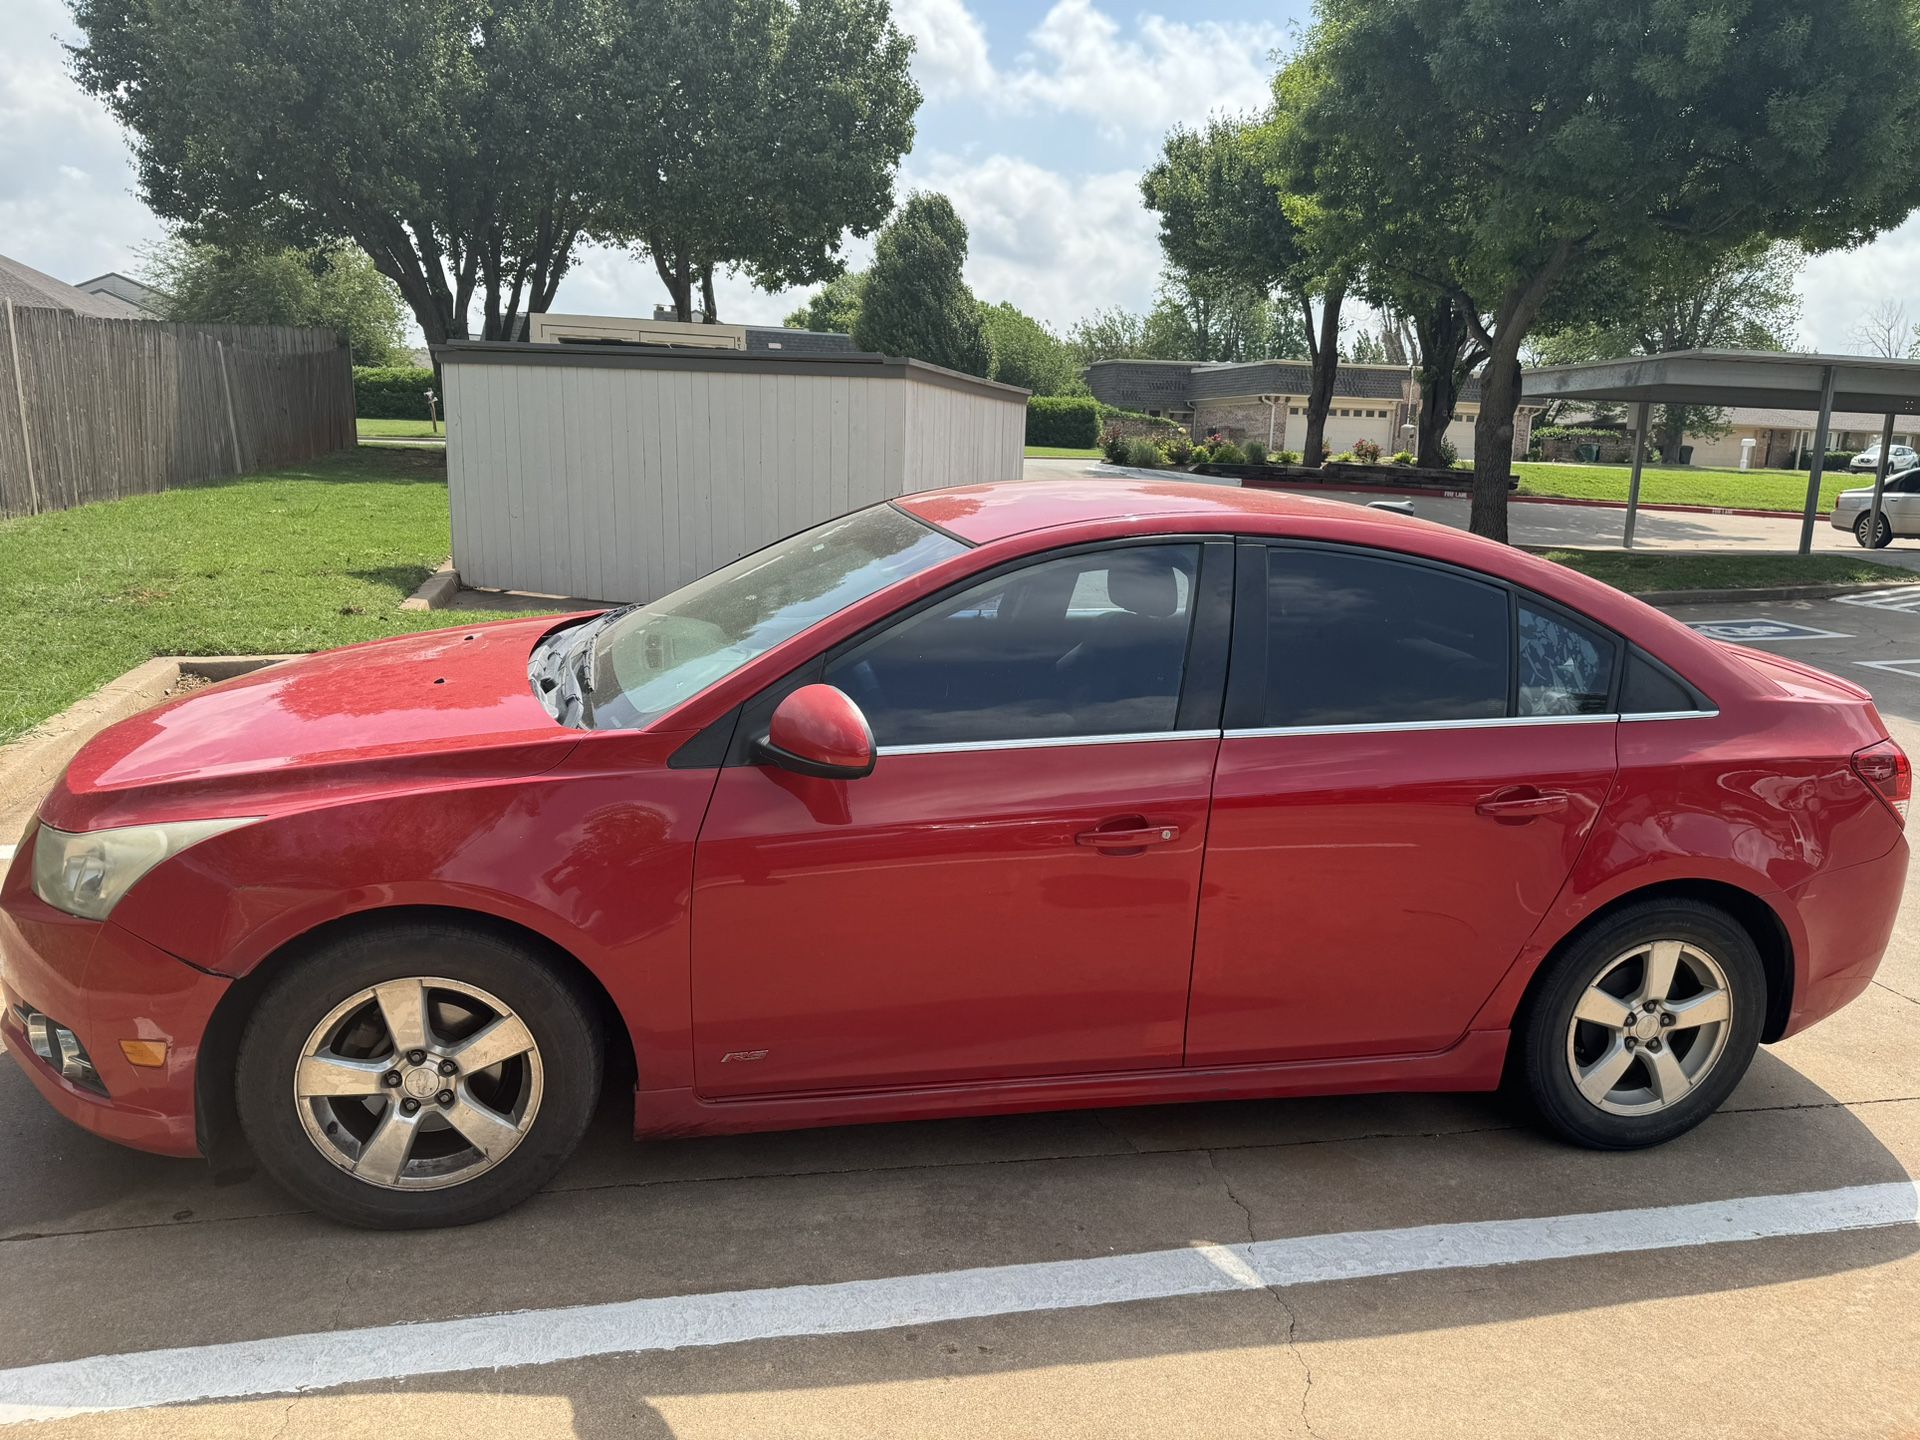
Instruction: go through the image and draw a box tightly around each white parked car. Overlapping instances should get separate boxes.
[1831,469,1920,546]
[1849,444,1919,473]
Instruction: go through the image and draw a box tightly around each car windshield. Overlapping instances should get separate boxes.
[580,504,966,730]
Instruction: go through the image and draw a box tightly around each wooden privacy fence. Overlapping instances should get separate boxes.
[0,303,354,519]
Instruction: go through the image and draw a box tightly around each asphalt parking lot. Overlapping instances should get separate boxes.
[3,592,1920,1437]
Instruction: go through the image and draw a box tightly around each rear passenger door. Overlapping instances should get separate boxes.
[1185,542,1621,1066]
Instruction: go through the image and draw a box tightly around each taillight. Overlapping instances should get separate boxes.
[1853,739,1911,823]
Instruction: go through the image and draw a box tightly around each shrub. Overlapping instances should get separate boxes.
[1436,434,1460,467]
[1164,433,1194,464]
[1330,450,1358,463]
[353,365,435,419]
[1244,439,1268,466]
[1533,424,1626,442]
[1101,426,1131,464]
[1026,396,1100,448]
[1272,449,1301,465]
[1807,449,1855,472]
[1124,437,1166,468]
[1391,450,1416,465]
[1351,438,1383,463]
[1210,439,1247,465]
[1189,443,1211,465]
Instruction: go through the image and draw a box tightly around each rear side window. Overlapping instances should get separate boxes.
[1518,601,1616,715]
[1620,652,1700,714]
[1258,549,1508,726]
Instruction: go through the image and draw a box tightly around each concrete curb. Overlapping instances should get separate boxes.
[0,655,293,836]
[402,561,460,612]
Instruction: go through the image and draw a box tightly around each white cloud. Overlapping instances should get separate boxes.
[1800,220,1920,353]
[908,152,1159,330]
[0,0,165,285]
[894,0,994,101]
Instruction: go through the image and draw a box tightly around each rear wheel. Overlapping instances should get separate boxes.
[235,923,601,1228]
[1855,509,1894,548]
[1518,900,1764,1149]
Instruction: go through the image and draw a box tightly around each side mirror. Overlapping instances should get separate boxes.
[755,684,876,780]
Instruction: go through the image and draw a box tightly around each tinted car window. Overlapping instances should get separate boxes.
[1620,652,1699,714]
[1261,549,1508,726]
[828,545,1201,746]
[1518,601,1616,715]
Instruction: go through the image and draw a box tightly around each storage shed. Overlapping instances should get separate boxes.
[437,342,1028,602]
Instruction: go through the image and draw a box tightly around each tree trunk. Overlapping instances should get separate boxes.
[700,264,719,324]
[1656,404,1687,463]
[1470,342,1523,543]
[648,243,694,321]
[1412,296,1475,468]
[1300,282,1345,466]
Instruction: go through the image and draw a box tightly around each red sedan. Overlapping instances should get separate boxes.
[1,480,1908,1227]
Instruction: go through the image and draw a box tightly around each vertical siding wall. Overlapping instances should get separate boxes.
[0,306,352,519]
[900,374,1026,492]
[443,354,1024,602]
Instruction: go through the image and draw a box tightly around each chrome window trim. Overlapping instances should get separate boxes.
[1223,713,1617,739]
[876,729,1223,757]
[1222,709,1719,739]
[1619,709,1721,723]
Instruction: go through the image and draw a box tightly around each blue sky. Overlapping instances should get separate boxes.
[0,0,1913,349]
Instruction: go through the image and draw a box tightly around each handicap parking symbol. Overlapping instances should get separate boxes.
[1683,618,1851,643]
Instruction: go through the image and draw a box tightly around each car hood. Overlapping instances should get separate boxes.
[42,618,587,830]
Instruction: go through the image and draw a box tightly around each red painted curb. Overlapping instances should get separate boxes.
[1238,475,1830,521]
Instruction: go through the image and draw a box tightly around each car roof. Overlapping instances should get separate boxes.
[895,477,1443,546]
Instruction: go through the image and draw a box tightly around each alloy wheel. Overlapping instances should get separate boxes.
[292,976,544,1190]
[1563,939,1732,1117]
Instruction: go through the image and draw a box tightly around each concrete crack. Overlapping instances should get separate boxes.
[1205,1150,1321,1439]
[1873,977,1920,1007]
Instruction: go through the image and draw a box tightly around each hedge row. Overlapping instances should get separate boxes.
[1025,395,1100,448]
[353,365,435,419]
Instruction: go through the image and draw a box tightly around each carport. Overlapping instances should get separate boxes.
[1523,350,1920,553]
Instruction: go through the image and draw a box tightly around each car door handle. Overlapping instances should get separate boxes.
[1474,787,1569,820]
[1076,821,1181,850]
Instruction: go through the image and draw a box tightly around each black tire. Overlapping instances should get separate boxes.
[1855,510,1894,548]
[1518,899,1765,1150]
[235,922,602,1229]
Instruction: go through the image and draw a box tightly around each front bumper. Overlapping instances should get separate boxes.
[0,852,230,1159]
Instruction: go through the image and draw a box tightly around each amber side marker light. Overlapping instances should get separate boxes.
[1853,739,1912,823]
[118,1039,169,1068]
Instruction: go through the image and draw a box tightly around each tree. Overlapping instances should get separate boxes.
[1279,0,1920,541]
[1142,113,1347,465]
[1535,240,1804,460]
[786,271,868,334]
[142,238,407,365]
[1141,270,1286,364]
[1066,308,1150,366]
[72,0,616,347]
[1851,298,1916,359]
[981,303,1081,395]
[852,193,991,375]
[608,0,918,323]
[70,0,918,347]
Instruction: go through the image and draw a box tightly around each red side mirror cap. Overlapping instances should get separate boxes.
[757,684,876,780]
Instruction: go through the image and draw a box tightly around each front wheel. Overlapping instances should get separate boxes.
[235,923,602,1228]
[1856,509,1894,548]
[1518,900,1764,1150]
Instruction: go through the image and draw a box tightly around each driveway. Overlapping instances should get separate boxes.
[2,593,1918,1437]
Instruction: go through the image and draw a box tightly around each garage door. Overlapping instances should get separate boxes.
[1322,405,1394,456]
[1446,415,1476,462]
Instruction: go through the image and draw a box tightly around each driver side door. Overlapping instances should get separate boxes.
[688,540,1232,1098]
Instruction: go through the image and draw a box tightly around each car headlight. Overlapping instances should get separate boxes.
[30,818,260,921]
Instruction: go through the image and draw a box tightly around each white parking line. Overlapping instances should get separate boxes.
[0,1181,1912,1425]
[1857,659,1920,679]
[1835,587,1920,613]
[0,845,12,864]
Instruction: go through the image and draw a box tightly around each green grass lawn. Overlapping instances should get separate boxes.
[1541,549,1920,596]
[1025,446,1104,459]
[0,447,540,746]
[357,418,444,438]
[1514,461,1859,513]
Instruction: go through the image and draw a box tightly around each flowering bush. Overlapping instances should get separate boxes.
[1352,438,1383,463]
